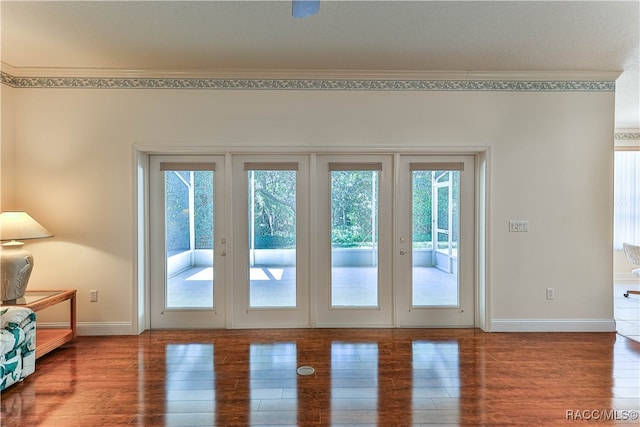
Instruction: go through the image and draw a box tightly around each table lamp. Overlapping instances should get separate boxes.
[1,211,53,302]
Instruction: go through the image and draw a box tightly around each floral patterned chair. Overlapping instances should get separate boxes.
[0,307,36,390]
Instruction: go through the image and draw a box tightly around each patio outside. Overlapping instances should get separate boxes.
[167,264,457,308]
[163,168,459,310]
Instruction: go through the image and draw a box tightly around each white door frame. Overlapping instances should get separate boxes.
[134,147,489,332]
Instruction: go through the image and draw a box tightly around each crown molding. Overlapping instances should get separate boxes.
[0,62,621,81]
[0,63,618,92]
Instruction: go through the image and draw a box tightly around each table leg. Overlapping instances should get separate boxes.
[70,293,77,339]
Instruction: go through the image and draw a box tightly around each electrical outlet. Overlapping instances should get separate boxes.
[90,290,98,302]
[546,288,555,300]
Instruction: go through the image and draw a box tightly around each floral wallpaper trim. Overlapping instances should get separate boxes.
[0,72,615,92]
[615,133,640,140]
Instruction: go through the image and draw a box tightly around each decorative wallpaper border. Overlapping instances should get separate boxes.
[615,132,640,140]
[0,72,615,92]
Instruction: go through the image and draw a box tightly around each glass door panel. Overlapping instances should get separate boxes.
[248,169,297,308]
[165,169,214,308]
[331,169,379,307]
[412,169,460,306]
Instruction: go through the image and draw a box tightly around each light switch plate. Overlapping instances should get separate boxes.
[509,220,529,232]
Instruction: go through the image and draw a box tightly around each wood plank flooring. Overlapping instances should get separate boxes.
[1,329,639,426]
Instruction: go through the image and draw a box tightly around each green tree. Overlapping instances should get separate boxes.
[412,171,433,246]
[331,170,378,248]
[250,170,297,249]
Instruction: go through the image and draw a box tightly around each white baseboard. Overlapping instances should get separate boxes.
[490,319,616,332]
[39,319,619,334]
[39,322,135,336]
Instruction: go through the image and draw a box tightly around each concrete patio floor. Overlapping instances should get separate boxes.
[166,266,458,308]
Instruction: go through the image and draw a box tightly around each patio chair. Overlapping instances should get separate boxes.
[622,242,640,297]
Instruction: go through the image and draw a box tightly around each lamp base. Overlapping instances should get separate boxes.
[1,242,34,302]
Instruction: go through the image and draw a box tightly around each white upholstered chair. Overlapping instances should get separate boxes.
[622,242,640,297]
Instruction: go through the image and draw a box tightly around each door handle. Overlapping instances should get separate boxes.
[400,249,408,255]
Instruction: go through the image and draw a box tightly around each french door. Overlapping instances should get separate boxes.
[395,155,475,327]
[315,155,394,326]
[231,155,310,328]
[149,155,226,328]
[148,153,475,328]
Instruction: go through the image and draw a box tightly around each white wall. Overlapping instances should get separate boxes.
[2,78,616,333]
[1,84,16,208]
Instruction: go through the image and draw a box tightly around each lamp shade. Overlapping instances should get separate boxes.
[0,211,53,242]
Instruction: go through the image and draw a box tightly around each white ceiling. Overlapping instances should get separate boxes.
[2,0,639,128]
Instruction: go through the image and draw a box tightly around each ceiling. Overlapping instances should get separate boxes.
[2,0,639,129]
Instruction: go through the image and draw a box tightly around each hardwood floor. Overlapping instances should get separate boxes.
[1,329,639,426]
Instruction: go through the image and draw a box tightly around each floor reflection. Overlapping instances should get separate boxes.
[164,344,216,426]
[249,343,298,425]
[157,339,462,426]
[612,336,640,407]
[412,341,460,424]
[330,342,379,424]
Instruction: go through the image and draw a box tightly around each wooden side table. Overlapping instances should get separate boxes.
[1,289,76,359]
